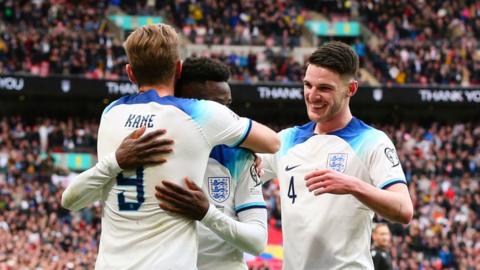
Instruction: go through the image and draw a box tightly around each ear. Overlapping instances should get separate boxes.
[347,80,358,97]
[126,64,137,84]
[175,60,182,80]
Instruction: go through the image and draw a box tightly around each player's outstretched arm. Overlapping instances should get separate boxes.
[304,169,413,224]
[240,121,280,154]
[61,152,122,211]
[199,101,280,154]
[156,178,268,255]
[61,127,173,211]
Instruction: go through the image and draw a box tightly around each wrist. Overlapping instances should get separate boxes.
[107,152,123,173]
[114,150,126,170]
[199,201,210,220]
[200,203,215,223]
[349,176,364,197]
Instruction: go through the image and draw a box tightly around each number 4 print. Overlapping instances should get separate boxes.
[288,176,297,204]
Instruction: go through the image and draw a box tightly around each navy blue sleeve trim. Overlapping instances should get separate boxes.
[232,119,253,147]
[381,180,407,190]
[235,205,267,214]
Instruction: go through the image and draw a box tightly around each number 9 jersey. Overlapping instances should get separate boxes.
[96,90,252,270]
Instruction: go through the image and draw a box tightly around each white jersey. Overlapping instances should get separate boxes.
[198,145,266,270]
[261,118,406,270]
[95,90,252,270]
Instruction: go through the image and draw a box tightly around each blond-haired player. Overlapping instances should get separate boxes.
[62,24,279,270]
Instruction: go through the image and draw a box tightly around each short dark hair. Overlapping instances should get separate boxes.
[178,57,230,86]
[308,41,359,79]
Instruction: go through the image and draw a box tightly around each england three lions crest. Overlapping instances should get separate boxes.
[327,153,348,173]
[208,177,231,203]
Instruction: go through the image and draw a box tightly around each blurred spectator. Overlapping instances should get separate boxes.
[371,223,393,270]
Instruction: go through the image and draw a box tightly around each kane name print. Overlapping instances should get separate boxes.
[125,114,156,128]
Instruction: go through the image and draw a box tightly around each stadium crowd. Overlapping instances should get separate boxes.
[0,0,306,83]
[2,0,480,85]
[0,0,130,79]
[0,116,100,269]
[356,0,480,86]
[170,0,305,48]
[0,115,479,269]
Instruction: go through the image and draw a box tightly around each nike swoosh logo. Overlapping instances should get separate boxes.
[285,164,301,171]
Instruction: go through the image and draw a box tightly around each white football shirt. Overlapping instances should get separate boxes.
[95,90,252,270]
[198,145,266,270]
[261,118,406,270]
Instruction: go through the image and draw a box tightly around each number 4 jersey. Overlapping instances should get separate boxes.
[93,90,251,270]
[260,118,406,270]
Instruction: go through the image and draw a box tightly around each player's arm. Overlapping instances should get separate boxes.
[337,176,412,224]
[155,177,268,255]
[200,101,280,153]
[239,121,280,154]
[257,153,277,183]
[201,204,267,255]
[61,127,173,211]
[61,152,122,211]
[304,140,413,224]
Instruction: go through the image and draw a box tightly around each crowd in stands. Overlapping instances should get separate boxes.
[355,0,480,86]
[189,49,305,83]
[0,116,100,269]
[170,0,305,48]
[0,115,479,269]
[0,0,127,79]
[3,0,480,85]
[0,0,306,83]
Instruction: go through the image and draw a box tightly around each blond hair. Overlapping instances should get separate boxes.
[123,23,179,86]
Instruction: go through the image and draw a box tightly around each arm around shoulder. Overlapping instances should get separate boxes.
[61,152,122,211]
[240,121,280,154]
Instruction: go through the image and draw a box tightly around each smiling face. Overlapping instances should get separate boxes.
[303,64,351,123]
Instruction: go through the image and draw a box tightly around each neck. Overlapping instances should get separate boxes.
[314,107,353,134]
[138,81,174,97]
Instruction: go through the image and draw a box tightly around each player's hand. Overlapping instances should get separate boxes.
[155,177,209,220]
[116,126,174,170]
[304,169,359,196]
[253,154,264,177]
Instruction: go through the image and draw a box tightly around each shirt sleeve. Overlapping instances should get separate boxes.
[258,153,277,183]
[194,100,252,148]
[199,150,267,255]
[61,112,121,211]
[61,152,122,211]
[369,135,407,189]
[200,204,267,255]
[233,154,267,214]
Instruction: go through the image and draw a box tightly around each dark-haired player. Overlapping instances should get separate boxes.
[260,41,413,269]
[158,57,268,270]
